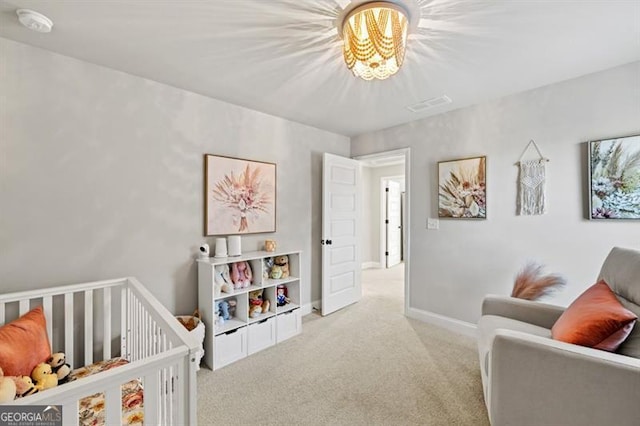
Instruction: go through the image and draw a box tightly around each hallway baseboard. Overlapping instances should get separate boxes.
[362,261,381,269]
[407,307,476,338]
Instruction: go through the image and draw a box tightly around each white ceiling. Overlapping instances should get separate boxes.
[1,0,639,136]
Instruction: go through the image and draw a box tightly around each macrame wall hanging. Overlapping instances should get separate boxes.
[515,140,549,215]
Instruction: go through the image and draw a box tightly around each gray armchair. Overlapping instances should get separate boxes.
[477,247,640,426]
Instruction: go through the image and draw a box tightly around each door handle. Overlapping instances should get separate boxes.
[322,239,332,245]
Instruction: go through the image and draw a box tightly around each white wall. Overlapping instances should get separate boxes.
[361,164,405,265]
[0,38,350,314]
[352,61,640,324]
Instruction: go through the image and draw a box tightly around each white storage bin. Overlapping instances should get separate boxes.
[276,308,301,343]
[247,316,276,355]
[214,326,247,369]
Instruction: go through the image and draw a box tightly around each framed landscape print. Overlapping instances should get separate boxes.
[589,134,640,220]
[438,156,486,219]
[205,155,276,235]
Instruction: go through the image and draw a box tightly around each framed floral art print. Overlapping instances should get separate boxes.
[204,155,276,235]
[438,156,487,219]
[589,134,640,220]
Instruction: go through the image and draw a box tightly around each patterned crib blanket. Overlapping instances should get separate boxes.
[68,358,144,426]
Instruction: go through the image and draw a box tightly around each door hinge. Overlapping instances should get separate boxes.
[385,219,389,224]
[385,251,389,256]
[385,188,389,192]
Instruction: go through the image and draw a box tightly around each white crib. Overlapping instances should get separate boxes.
[0,277,199,425]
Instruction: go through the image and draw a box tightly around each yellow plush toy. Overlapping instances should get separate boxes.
[31,363,58,391]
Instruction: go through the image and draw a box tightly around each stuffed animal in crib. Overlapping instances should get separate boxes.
[214,264,233,296]
[230,261,252,289]
[248,290,270,318]
[14,376,38,397]
[273,255,289,279]
[0,367,17,403]
[47,352,71,385]
[31,363,58,391]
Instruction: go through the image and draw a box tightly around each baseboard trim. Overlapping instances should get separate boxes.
[362,262,381,269]
[407,307,477,337]
[301,300,321,316]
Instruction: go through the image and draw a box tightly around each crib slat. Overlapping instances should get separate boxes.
[84,290,93,365]
[62,399,79,425]
[103,287,111,360]
[144,370,160,425]
[0,303,4,325]
[64,293,74,369]
[43,296,53,344]
[122,287,128,359]
[19,299,29,315]
[104,386,122,426]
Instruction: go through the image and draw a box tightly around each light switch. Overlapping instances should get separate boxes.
[427,218,439,230]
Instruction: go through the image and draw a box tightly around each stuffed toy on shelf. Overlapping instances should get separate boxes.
[230,261,252,289]
[248,289,270,318]
[273,255,289,279]
[214,264,233,296]
[276,284,290,307]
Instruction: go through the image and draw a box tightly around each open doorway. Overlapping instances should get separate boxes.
[353,149,409,315]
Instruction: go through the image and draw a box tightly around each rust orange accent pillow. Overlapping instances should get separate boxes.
[0,306,51,376]
[552,280,637,351]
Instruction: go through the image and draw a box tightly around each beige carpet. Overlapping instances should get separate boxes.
[197,265,490,425]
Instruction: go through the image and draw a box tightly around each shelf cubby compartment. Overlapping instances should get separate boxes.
[275,280,300,314]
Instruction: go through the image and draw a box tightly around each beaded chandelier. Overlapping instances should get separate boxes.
[341,1,410,81]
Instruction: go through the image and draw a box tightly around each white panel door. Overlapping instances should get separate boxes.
[386,180,402,268]
[322,153,362,316]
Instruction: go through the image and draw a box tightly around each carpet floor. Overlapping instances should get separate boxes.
[197,265,490,425]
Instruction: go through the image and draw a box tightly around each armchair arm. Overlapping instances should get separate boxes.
[482,295,565,329]
[488,329,640,426]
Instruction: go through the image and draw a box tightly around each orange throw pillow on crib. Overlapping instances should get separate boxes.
[552,280,637,352]
[0,306,51,376]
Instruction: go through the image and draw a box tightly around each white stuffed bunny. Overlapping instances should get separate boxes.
[214,264,233,296]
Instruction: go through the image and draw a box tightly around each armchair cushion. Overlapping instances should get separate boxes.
[552,280,637,352]
[598,247,640,358]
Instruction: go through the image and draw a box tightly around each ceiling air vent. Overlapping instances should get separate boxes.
[406,95,452,113]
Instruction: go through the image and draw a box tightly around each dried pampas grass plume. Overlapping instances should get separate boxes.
[511,262,566,300]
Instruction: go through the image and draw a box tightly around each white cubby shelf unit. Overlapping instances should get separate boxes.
[197,250,302,370]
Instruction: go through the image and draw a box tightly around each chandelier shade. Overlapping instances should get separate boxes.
[341,1,410,81]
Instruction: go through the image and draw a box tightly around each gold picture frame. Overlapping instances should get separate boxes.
[204,154,276,235]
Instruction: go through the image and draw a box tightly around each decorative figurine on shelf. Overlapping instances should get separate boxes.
[216,298,237,325]
[276,285,290,307]
[263,257,274,280]
[248,289,270,318]
[273,255,289,279]
[214,264,233,296]
[264,240,276,252]
[230,261,252,289]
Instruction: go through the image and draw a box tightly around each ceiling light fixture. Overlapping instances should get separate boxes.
[16,9,53,33]
[341,1,410,81]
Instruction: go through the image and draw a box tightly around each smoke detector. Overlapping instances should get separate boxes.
[16,9,53,33]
